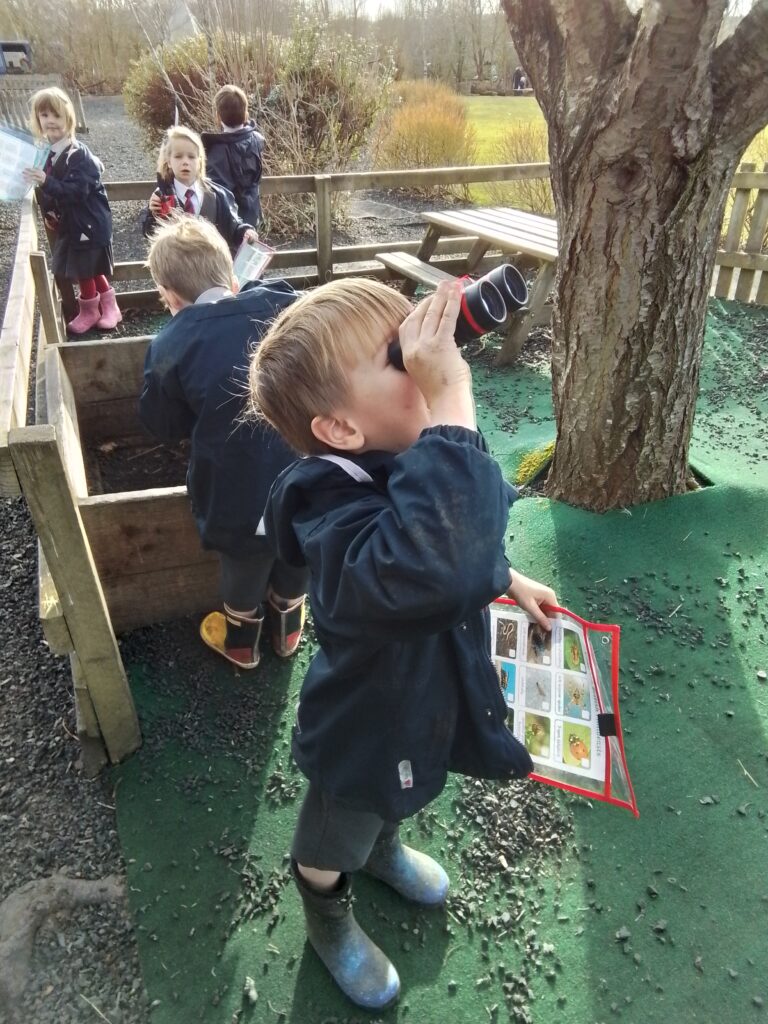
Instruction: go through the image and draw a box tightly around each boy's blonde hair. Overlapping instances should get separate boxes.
[29,87,76,140]
[215,85,248,128]
[249,279,413,454]
[156,125,208,184]
[147,215,233,304]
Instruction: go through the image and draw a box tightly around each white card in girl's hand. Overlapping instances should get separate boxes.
[233,239,274,286]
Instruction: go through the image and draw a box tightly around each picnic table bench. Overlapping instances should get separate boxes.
[377,206,558,362]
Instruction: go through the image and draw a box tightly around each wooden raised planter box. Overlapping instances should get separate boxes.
[9,337,220,767]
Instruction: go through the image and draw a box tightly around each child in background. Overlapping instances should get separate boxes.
[140,217,307,668]
[141,126,257,252]
[202,85,265,227]
[249,278,557,1009]
[23,87,121,335]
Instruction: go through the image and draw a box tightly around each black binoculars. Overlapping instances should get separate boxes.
[387,264,528,372]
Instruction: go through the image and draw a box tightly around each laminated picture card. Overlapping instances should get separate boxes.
[490,598,638,816]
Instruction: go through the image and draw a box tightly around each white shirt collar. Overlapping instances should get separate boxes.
[194,287,234,305]
[173,178,203,205]
[221,123,245,133]
[50,136,74,158]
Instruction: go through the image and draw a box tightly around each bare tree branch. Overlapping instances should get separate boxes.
[712,0,768,152]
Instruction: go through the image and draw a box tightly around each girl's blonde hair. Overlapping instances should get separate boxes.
[29,87,76,140]
[249,279,413,455]
[156,125,208,185]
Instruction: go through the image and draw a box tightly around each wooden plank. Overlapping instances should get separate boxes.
[39,542,74,654]
[734,164,768,303]
[101,560,220,633]
[79,487,214,581]
[44,347,88,498]
[0,196,38,496]
[715,162,755,299]
[424,210,558,260]
[315,175,333,283]
[57,336,151,442]
[8,424,141,763]
[114,289,162,310]
[79,487,219,630]
[730,171,768,190]
[714,251,768,271]
[377,251,457,287]
[104,165,552,203]
[58,336,150,405]
[71,653,108,776]
[29,251,66,346]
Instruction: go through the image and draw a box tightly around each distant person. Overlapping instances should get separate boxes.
[512,66,523,92]
[249,277,557,1009]
[140,216,307,669]
[141,125,257,253]
[23,86,121,335]
[202,85,265,227]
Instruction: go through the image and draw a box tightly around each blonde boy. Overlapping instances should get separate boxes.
[249,278,557,1010]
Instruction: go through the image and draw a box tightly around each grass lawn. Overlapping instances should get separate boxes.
[463,94,546,163]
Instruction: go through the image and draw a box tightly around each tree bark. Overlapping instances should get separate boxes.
[501,0,768,510]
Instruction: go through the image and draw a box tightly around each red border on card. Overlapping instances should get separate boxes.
[494,598,639,817]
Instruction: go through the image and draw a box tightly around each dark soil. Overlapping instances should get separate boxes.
[86,439,189,494]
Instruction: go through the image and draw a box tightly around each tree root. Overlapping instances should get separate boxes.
[0,872,124,1010]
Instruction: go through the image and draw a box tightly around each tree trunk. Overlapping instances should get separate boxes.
[547,144,736,510]
[501,0,768,511]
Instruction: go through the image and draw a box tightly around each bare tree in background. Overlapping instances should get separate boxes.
[502,0,768,511]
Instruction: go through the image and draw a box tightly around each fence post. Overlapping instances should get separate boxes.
[8,424,141,763]
[315,174,333,283]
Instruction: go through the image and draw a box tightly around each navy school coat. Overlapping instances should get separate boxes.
[265,427,533,821]
[38,140,112,249]
[201,122,265,226]
[139,280,298,555]
[140,178,254,251]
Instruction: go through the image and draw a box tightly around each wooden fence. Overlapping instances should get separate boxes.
[0,73,88,133]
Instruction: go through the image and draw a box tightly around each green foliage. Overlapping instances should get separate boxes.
[123,20,394,237]
[372,79,476,197]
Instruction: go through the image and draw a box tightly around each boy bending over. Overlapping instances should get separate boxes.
[141,217,308,668]
[249,278,557,1009]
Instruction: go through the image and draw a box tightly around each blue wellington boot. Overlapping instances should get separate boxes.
[292,862,400,1010]
[363,828,450,906]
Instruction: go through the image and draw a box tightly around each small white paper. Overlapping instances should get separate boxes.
[0,125,50,202]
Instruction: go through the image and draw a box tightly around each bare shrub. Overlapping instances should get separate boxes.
[371,79,476,198]
[486,120,553,215]
[123,18,393,238]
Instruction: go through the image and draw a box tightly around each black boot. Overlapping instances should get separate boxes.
[292,861,400,1010]
[363,827,449,906]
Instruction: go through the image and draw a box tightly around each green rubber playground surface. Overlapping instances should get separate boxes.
[114,299,768,1024]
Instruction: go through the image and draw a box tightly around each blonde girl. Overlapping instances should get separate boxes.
[141,125,257,251]
[23,87,120,334]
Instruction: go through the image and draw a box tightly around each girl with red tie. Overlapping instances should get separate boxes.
[142,126,257,253]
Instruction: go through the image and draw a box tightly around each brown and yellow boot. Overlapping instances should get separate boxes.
[200,604,264,669]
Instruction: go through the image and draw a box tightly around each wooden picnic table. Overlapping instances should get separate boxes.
[379,206,559,362]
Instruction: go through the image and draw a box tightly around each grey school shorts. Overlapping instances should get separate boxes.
[291,782,398,872]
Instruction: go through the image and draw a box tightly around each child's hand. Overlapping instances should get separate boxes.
[148,192,164,216]
[507,570,558,631]
[23,167,46,186]
[398,280,475,429]
[243,228,258,244]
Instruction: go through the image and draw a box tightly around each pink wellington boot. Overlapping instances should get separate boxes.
[67,296,102,336]
[95,287,123,330]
